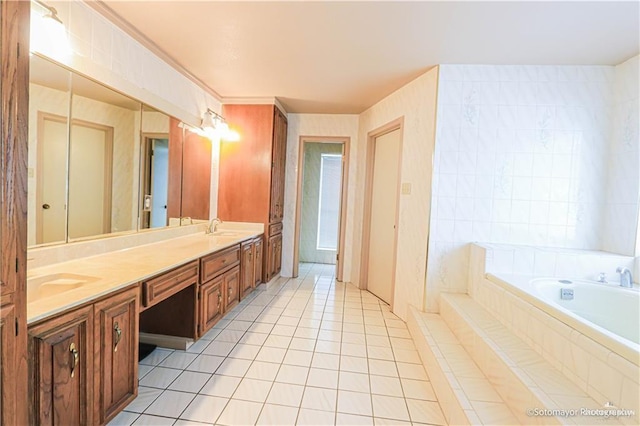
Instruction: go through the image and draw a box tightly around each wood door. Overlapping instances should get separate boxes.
[240,242,254,299]
[254,237,263,287]
[1,1,30,424]
[199,276,223,337]
[94,287,139,425]
[28,305,94,426]
[224,266,240,312]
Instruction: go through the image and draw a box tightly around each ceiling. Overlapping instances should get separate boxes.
[101,1,639,114]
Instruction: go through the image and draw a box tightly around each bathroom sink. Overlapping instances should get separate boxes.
[211,231,240,237]
[27,273,100,301]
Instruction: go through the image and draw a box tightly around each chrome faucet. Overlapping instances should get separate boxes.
[616,266,633,288]
[206,218,223,234]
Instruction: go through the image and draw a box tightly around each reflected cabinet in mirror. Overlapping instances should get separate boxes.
[27,54,214,248]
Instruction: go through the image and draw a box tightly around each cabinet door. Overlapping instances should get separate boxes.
[254,237,263,287]
[224,266,240,312]
[269,108,287,223]
[29,305,94,426]
[94,287,139,424]
[199,276,223,337]
[240,242,254,299]
[267,233,283,281]
[274,234,283,276]
[1,303,16,425]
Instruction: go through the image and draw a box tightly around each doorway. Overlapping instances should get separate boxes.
[293,137,350,281]
[140,134,170,229]
[360,119,403,306]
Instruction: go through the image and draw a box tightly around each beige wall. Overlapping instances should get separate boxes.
[352,67,439,321]
[282,114,360,279]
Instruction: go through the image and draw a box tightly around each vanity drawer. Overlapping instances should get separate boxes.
[201,245,240,283]
[142,261,199,308]
[268,222,283,236]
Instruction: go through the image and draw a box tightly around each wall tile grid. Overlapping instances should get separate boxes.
[603,56,640,256]
[37,1,221,127]
[469,245,639,424]
[426,62,640,312]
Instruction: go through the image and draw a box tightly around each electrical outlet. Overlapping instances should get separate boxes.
[401,182,411,195]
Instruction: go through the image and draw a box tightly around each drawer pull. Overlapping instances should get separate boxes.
[70,342,79,378]
[218,290,222,307]
[114,322,122,352]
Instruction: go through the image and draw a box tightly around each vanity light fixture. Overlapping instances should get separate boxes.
[31,0,72,58]
[200,109,240,142]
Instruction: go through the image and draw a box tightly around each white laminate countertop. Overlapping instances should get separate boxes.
[26,230,262,324]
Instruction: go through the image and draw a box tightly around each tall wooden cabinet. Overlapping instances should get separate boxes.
[219,104,287,282]
[0,1,30,424]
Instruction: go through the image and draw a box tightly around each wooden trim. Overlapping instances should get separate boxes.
[292,136,350,282]
[359,117,404,310]
[87,1,223,103]
[1,1,30,423]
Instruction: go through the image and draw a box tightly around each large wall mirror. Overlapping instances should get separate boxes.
[28,54,211,248]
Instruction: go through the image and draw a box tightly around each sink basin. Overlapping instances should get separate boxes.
[211,231,240,237]
[27,273,100,301]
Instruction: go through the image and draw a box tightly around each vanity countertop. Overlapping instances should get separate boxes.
[26,230,261,324]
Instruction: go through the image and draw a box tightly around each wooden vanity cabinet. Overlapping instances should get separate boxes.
[219,104,287,283]
[28,305,95,426]
[93,287,139,424]
[254,237,264,287]
[199,276,223,336]
[268,233,283,279]
[240,241,255,299]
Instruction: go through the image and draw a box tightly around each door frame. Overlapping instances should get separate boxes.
[359,117,404,308]
[292,136,350,281]
[139,132,169,229]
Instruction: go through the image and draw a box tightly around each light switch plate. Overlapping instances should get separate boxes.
[401,182,411,195]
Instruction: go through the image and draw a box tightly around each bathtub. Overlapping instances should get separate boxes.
[532,278,639,345]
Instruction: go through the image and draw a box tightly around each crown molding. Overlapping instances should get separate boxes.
[88,0,222,102]
[222,97,288,115]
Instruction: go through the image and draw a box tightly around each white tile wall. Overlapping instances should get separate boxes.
[427,62,639,312]
[34,1,221,127]
[603,55,640,256]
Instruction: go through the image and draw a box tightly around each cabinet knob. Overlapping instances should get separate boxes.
[42,203,51,210]
[217,290,222,307]
[114,322,122,352]
[69,342,79,378]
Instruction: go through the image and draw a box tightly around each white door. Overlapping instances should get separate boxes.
[366,128,401,304]
[68,123,111,239]
[38,117,68,244]
[150,139,169,228]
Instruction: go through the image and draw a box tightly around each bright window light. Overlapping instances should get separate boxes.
[316,154,342,251]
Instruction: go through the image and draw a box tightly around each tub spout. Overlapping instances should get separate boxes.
[616,267,633,288]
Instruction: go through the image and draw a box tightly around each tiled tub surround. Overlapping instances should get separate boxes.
[468,243,639,424]
[426,57,640,313]
[26,223,263,323]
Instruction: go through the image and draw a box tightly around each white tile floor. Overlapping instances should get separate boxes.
[109,263,446,426]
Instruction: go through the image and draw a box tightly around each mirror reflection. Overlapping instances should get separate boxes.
[139,106,183,229]
[28,55,71,246]
[68,73,141,240]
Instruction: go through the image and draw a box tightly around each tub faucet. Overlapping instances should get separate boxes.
[616,267,633,288]
[206,218,223,234]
